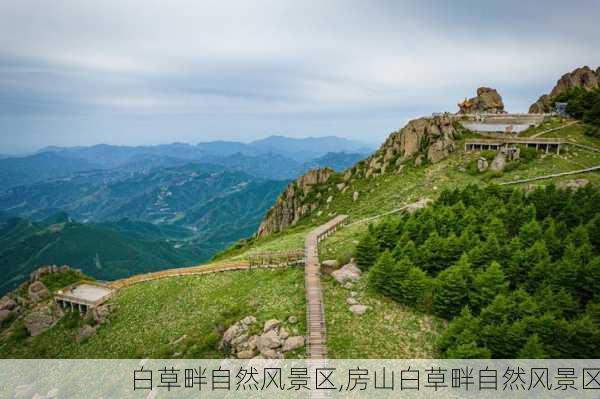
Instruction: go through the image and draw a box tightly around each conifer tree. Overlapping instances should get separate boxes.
[432,256,473,318]
[517,334,548,359]
[355,228,379,270]
[470,261,508,312]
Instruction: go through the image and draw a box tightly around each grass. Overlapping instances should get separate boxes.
[323,274,445,358]
[0,267,306,358]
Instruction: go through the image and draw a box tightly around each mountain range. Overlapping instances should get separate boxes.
[0,135,371,293]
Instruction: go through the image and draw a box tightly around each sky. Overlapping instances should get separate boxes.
[1,0,599,154]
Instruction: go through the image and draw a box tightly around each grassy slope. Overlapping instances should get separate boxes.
[0,268,306,358]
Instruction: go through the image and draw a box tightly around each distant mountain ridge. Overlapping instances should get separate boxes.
[37,135,373,167]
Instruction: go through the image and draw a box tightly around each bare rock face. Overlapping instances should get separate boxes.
[529,66,600,113]
[28,281,51,303]
[458,87,505,114]
[256,168,334,237]
[360,115,457,176]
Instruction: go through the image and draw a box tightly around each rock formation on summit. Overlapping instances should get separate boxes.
[458,87,505,114]
[529,66,600,113]
[256,168,334,237]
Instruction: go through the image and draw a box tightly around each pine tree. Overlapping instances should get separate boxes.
[355,228,379,270]
[517,334,549,359]
[432,256,473,318]
[403,266,431,308]
[470,261,508,312]
[519,219,543,248]
[369,250,395,294]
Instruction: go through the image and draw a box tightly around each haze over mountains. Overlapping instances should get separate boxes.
[0,135,372,293]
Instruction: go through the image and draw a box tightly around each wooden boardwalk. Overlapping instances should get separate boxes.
[304,215,348,359]
[111,215,349,362]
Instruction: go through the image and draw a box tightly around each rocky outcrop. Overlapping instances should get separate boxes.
[529,66,600,113]
[356,115,457,179]
[23,302,64,337]
[28,281,51,303]
[458,87,505,114]
[220,316,305,359]
[256,168,334,237]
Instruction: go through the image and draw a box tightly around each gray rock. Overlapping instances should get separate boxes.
[222,322,247,345]
[489,151,506,173]
[349,305,368,316]
[406,198,432,214]
[331,263,362,285]
[92,304,112,324]
[477,158,488,172]
[28,281,51,303]
[343,282,354,289]
[414,154,424,167]
[257,330,282,352]
[282,336,305,352]
[346,297,359,306]
[0,309,13,323]
[261,349,283,359]
[237,349,257,359]
[321,259,338,268]
[279,327,289,340]
[0,295,17,311]
[287,315,298,324]
[263,319,281,333]
[241,315,257,326]
[353,191,359,202]
[230,334,249,348]
[557,179,590,190]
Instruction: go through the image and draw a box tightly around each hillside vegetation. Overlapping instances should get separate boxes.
[359,184,600,358]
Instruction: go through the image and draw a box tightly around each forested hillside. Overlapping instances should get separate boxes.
[358,184,600,358]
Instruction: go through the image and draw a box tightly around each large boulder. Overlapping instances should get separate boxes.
[282,336,305,352]
[263,319,281,333]
[477,158,489,172]
[529,66,600,113]
[458,87,505,114]
[331,263,362,285]
[0,296,17,311]
[257,330,282,352]
[28,281,51,303]
[489,151,506,173]
[349,304,369,316]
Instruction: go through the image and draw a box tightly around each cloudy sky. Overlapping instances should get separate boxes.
[1,0,599,153]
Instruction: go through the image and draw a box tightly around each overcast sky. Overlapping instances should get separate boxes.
[1,0,599,153]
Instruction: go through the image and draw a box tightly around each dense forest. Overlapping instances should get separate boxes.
[355,184,600,358]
